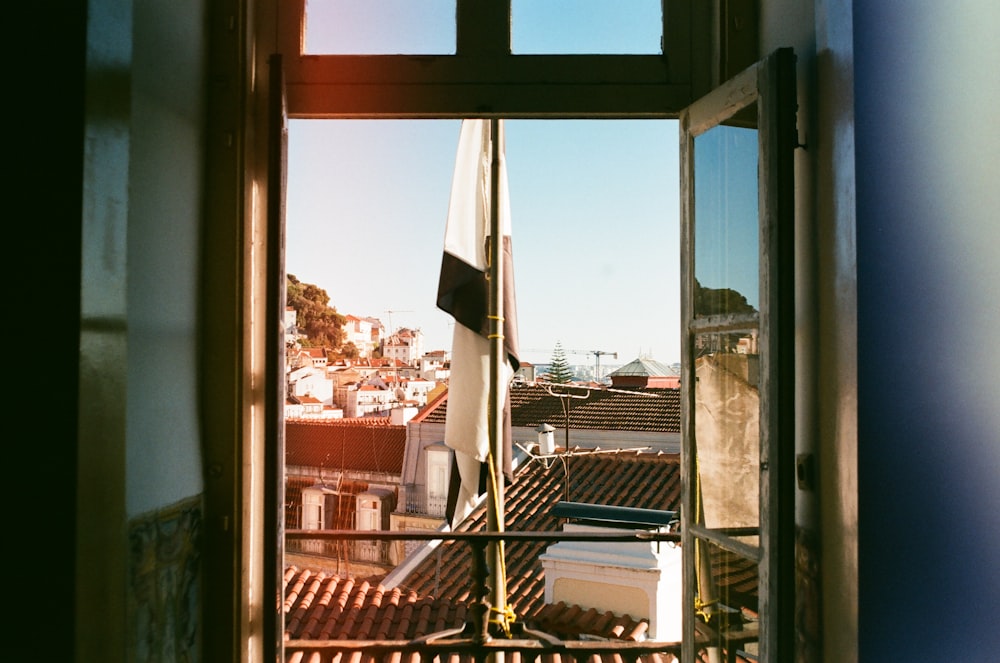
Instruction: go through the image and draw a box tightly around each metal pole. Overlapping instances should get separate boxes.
[486,118,507,634]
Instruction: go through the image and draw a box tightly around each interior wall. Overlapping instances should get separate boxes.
[125,2,209,659]
[810,1,860,662]
[758,3,837,662]
[70,0,210,660]
[854,1,1000,658]
[127,0,206,518]
[76,0,133,659]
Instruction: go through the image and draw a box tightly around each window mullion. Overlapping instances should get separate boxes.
[457,0,511,57]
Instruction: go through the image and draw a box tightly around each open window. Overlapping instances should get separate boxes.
[243,4,797,663]
[679,47,796,663]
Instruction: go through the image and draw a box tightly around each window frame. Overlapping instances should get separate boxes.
[276,0,706,118]
[678,47,796,663]
[216,2,785,662]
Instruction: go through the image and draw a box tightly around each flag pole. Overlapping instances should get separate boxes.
[486,117,508,631]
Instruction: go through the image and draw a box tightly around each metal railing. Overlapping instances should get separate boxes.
[285,637,685,663]
[283,528,691,663]
[400,484,447,516]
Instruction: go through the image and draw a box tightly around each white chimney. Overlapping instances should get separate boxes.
[536,423,556,455]
[538,503,681,641]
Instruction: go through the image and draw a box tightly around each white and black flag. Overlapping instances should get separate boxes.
[436,119,520,527]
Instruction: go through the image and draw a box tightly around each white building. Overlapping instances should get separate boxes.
[394,377,436,407]
[284,306,300,348]
[287,366,334,405]
[343,314,380,357]
[343,383,397,418]
[383,328,423,365]
[419,350,450,381]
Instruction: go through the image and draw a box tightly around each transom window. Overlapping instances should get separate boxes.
[304,0,457,54]
[279,0,693,118]
[512,0,663,54]
[302,0,664,56]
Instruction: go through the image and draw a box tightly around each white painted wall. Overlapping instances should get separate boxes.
[125,0,206,517]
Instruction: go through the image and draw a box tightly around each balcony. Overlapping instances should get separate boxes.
[283,529,757,663]
[400,483,447,518]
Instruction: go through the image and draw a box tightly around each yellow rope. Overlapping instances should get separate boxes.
[693,454,708,621]
[489,605,517,637]
[694,596,718,622]
[485,448,515,637]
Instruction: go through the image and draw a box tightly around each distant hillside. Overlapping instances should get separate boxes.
[286,273,346,350]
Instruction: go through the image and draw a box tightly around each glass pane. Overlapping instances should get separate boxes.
[694,331,760,536]
[512,0,662,54]
[693,116,759,317]
[304,0,456,55]
[694,539,760,661]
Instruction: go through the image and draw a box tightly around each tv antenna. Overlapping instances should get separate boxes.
[543,383,591,453]
[384,309,413,334]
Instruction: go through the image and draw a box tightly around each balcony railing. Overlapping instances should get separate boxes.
[282,528,751,663]
[286,635,684,663]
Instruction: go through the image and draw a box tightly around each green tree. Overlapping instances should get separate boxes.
[286,273,346,349]
[546,341,575,384]
[338,342,360,361]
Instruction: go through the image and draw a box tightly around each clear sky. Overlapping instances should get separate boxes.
[286,2,680,368]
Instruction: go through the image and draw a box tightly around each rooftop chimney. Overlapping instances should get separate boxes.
[539,502,681,641]
[536,423,556,455]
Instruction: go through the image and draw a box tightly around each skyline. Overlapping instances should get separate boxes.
[286,119,681,368]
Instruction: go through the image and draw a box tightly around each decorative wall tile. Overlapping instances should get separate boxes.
[795,526,821,663]
[128,495,202,663]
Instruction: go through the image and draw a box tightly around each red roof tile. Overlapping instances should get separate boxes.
[283,567,684,663]
[284,569,470,642]
[397,449,682,623]
[285,419,407,475]
[416,383,680,433]
[283,448,755,662]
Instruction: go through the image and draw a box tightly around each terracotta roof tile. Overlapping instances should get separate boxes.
[283,450,756,662]
[285,419,406,475]
[284,450,680,639]
[396,450,681,623]
[417,383,680,433]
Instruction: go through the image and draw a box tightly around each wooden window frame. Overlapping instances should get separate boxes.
[678,47,796,663]
[276,0,710,119]
[214,2,783,662]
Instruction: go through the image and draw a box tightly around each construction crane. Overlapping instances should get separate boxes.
[523,347,592,363]
[522,347,618,382]
[589,350,618,383]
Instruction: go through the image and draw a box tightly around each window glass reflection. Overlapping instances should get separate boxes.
[694,122,759,317]
[694,538,760,660]
[694,331,760,535]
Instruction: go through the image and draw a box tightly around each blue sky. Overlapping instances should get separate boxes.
[286,2,679,368]
[302,0,663,55]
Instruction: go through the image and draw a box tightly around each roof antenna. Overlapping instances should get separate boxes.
[543,383,590,452]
